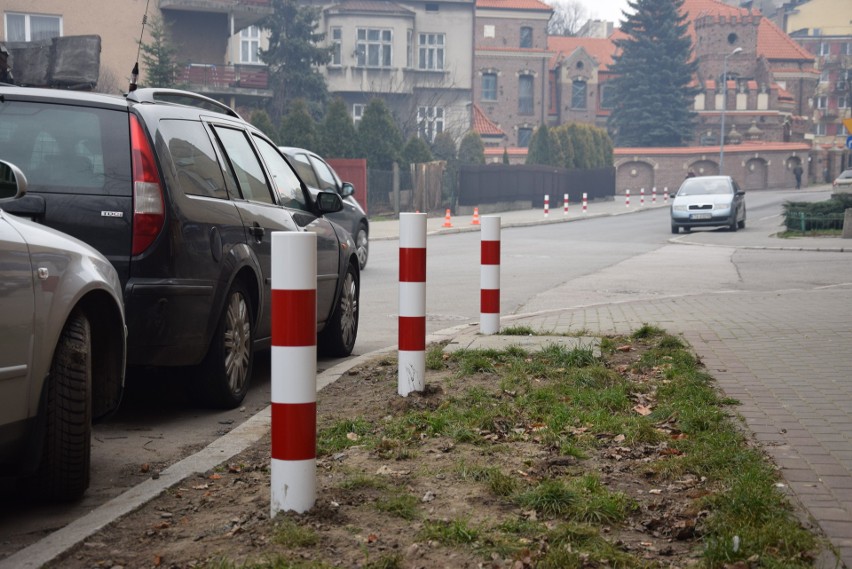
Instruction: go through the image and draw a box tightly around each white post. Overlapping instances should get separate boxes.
[544,194,550,217]
[582,192,588,214]
[270,232,317,516]
[480,216,501,335]
[399,212,426,396]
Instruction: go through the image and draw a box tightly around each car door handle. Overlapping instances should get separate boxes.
[248,223,264,241]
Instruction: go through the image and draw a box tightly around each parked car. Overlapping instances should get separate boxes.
[0,86,360,409]
[832,169,852,190]
[0,160,126,500]
[279,146,369,269]
[670,175,746,234]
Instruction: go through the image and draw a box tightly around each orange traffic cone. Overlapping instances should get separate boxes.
[442,209,453,228]
[471,207,480,225]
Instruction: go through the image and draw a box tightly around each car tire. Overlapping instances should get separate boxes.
[355,224,369,270]
[729,213,738,232]
[319,262,359,357]
[197,281,254,409]
[738,207,746,229]
[671,224,679,234]
[37,309,92,501]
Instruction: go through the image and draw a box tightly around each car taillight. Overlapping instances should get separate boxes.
[130,114,165,256]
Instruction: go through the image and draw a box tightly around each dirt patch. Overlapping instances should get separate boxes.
[45,344,799,568]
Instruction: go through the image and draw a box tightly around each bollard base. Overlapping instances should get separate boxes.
[271,458,316,516]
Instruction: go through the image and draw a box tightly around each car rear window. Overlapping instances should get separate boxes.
[0,100,131,195]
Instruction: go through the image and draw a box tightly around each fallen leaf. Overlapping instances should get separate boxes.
[633,404,652,416]
[193,484,209,490]
[209,473,222,480]
[616,345,632,352]
[613,434,626,443]
[367,533,379,543]
[346,432,360,441]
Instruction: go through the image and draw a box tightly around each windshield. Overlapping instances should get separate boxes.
[677,179,733,196]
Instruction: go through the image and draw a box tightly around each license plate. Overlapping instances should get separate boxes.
[691,213,712,220]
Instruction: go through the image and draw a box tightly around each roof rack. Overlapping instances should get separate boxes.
[126,88,242,119]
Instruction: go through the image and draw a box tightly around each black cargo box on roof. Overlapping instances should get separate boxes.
[6,35,101,90]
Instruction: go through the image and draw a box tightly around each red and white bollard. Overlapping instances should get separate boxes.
[664,187,669,204]
[640,188,645,207]
[480,216,501,335]
[652,187,657,204]
[399,212,426,397]
[625,189,630,208]
[582,192,588,214]
[270,232,317,516]
[563,193,569,215]
[544,194,550,217]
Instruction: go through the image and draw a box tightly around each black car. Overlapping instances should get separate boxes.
[0,86,360,408]
[279,146,369,269]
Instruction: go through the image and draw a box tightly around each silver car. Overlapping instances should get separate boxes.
[0,160,126,501]
[280,146,370,269]
[832,169,852,190]
[670,175,746,234]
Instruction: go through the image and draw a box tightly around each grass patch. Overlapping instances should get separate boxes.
[272,519,319,548]
[419,518,481,545]
[375,492,419,520]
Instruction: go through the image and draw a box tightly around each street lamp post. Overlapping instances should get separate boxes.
[719,47,743,174]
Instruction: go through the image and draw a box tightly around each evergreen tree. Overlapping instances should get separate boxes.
[458,131,485,165]
[280,99,319,150]
[261,0,332,123]
[607,0,699,147]
[250,110,279,141]
[139,16,179,88]
[431,132,457,164]
[402,136,433,170]
[526,124,563,167]
[554,125,575,169]
[357,98,402,169]
[319,98,357,158]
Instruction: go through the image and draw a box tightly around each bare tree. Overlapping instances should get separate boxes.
[547,0,588,37]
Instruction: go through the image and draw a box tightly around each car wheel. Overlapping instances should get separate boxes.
[738,207,746,229]
[729,213,738,232]
[671,224,679,234]
[355,224,369,270]
[197,281,254,409]
[36,309,92,501]
[319,263,359,357]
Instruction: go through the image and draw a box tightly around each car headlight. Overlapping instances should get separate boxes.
[715,202,731,210]
[672,205,688,212]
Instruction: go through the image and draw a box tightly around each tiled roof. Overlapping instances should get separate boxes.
[473,104,505,137]
[476,46,552,54]
[547,36,617,69]
[756,17,813,61]
[476,0,552,11]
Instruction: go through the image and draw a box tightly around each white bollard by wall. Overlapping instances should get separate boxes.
[626,189,630,208]
[399,212,427,396]
[582,192,588,214]
[544,194,550,217]
[563,193,569,215]
[480,216,501,335]
[664,187,669,204]
[652,187,657,204]
[640,188,645,207]
[270,232,317,516]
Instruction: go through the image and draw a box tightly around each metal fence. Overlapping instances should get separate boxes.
[783,210,846,233]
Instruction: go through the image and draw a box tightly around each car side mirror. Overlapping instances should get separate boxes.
[736,190,745,196]
[316,190,343,214]
[0,160,27,201]
[340,182,355,198]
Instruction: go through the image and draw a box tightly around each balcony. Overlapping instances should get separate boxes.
[176,63,271,97]
[159,0,273,31]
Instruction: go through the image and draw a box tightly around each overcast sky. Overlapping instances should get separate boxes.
[576,0,632,26]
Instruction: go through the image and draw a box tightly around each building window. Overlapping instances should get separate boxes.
[356,28,392,68]
[482,73,497,101]
[815,122,826,136]
[814,96,827,109]
[572,80,587,109]
[839,95,849,109]
[407,29,413,68]
[5,12,62,41]
[418,33,444,70]
[417,106,444,142]
[353,104,365,124]
[330,27,342,66]
[818,42,829,56]
[239,26,261,64]
[518,127,533,147]
[600,83,616,109]
[819,69,829,83]
[484,24,495,38]
[843,43,852,56]
[520,27,533,48]
[519,75,534,115]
